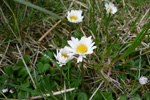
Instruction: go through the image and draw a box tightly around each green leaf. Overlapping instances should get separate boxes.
[45,50,53,58]
[119,95,127,100]
[18,91,29,99]
[24,55,30,65]
[103,92,114,100]
[145,92,150,100]
[13,0,62,19]
[119,73,127,80]
[37,62,44,74]
[77,92,88,100]
[16,55,30,66]
[22,80,30,87]
[18,67,30,78]
[17,59,24,66]
[41,56,49,64]
[134,59,146,68]
[92,90,103,100]
[50,68,56,75]
[4,66,13,75]
[44,64,50,71]
[12,66,21,70]
[129,95,142,100]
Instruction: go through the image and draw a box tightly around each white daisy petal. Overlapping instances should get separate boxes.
[77,56,83,63]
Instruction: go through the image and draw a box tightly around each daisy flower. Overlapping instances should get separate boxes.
[105,2,117,14]
[67,10,83,23]
[54,46,73,67]
[66,36,96,63]
[139,76,148,85]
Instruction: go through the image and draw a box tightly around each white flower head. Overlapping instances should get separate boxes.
[66,36,96,63]
[54,46,73,67]
[2,88,8,93]
[139,76,148,85]
[105,2,117,14]
[67,10,83,23]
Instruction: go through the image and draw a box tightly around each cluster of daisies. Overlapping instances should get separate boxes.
[54,2,117,67]
[54,36,96,66]
[53,2,149,85]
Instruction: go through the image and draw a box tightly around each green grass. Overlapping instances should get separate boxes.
[0,0,150,99]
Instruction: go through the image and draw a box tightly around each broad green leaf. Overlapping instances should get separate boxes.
[44,64,50,71]
[24,55,30,65]
[77,92,88,100]
[4,66,13,75]
[37,62,44,74]
[41,56,49,64]
[45,50,53,58]
[103,92,114,100]
[12,66,21,70]
[22,80,30,87]
[49,68,56,75]
[18,91,29,99]
[92,90,103,100]
[119,95,127,100]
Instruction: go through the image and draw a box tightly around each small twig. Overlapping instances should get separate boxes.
[16,45,36,89]
[30,88,75,99]
[138,9,149,26]
[138,50,142,78]
[0,91,7,99]
[89,81,104,100]
[38,20,62,42]
[80,27,86,36]
[0,40,10,65]
[64,81,66,100]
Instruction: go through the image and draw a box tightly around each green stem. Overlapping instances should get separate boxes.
[60,67,62,89]
[81,61,85,91]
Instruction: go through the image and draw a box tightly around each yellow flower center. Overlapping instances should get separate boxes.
[76,44,87,53]
[110,8,113,12]
[62,54,68,58]
[70,16,78,21]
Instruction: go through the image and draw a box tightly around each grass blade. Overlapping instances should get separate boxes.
[13,0,62,19]
[121,21,150,58]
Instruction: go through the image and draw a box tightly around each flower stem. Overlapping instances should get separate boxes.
[81,62,85,91]
[60,67,62,89]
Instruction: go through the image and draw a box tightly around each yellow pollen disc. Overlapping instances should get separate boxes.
[76,44,87,53]
[70,16,78,21]
[62,54,68,58]
[110,8,113,12]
